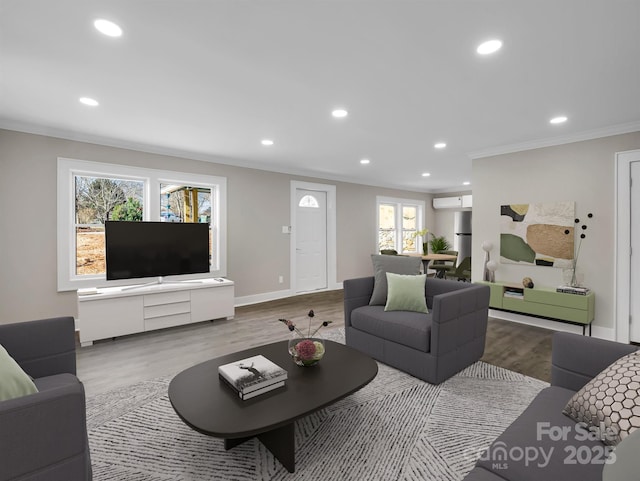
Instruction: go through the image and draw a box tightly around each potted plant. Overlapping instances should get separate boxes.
[429,233,451,253]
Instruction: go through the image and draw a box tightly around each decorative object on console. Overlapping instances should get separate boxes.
[218,355,287,400]
[500,201,575,267]
[481,240,494,282]
[563,212,593,287]
[279,310,332,366]
[485,260,497,282]
[522,276,534,288]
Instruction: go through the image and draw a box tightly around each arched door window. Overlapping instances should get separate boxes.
[298,194,319,208]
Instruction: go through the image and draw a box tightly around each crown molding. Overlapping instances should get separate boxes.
[468,121,640,160]
[0,119,431,194]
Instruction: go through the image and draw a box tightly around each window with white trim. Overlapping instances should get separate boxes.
[376,196,425,254]
[57,158,227,291]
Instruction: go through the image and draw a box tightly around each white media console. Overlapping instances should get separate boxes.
[77,278,235,346]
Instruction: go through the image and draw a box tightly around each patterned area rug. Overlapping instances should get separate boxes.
[87,329,548,480]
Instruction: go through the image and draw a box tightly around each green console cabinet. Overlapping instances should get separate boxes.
[478,281,595,335]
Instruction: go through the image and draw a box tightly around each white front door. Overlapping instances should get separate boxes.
[630,161,640,342]
[295,189,327,293]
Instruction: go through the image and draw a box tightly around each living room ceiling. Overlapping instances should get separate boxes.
[1,1,639,193]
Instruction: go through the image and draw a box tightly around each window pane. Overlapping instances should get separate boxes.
[74,175,144,276]
[379,204,395,229]
[76,226,105,275]
[402,206,416,230]
[402,231,417,252]
[379,230,396,250]
[75,176,144,223]
[161,184,211,223]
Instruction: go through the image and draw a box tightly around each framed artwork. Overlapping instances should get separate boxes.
[500,201,574,268]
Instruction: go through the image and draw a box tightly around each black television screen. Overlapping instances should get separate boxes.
[105,221,210,281]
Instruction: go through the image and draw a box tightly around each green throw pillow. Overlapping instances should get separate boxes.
[384,273,428,314]
[0,343,38,401]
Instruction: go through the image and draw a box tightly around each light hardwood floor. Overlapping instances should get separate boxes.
[76,289,553,396]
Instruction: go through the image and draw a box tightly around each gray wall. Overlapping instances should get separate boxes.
[472,131,640,334]
[0,129,430,323]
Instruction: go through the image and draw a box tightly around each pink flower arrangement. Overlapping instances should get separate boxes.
[295,339,317,360]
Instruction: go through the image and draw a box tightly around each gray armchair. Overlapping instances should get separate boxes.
[0,317,92,481]
[344,277,490,384]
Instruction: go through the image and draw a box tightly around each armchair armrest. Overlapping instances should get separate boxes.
[0,379,88,481]
[0,317,77,378]
[343,277,374,328]
[430,284,490,356]
[551,332,637,391]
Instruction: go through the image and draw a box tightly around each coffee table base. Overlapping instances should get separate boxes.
[224,423,295,473]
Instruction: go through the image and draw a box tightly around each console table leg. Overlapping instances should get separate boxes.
[224,436,251,450]
[257,423,295,473]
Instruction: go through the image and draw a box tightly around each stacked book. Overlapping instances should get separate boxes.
[218,355,288,400]
[556,285,591,295]
[503,287,524,299]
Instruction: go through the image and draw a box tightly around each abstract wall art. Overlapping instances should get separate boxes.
[500,201,575,268]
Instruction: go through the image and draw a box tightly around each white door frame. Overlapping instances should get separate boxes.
[615,149,640,343]
[290,181,337,294]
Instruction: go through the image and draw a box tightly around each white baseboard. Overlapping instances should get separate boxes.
[234,283,344,308]
[489,309,616,340]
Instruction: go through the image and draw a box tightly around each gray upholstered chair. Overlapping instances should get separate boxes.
[344,276,490,384]
[0,317,92,481]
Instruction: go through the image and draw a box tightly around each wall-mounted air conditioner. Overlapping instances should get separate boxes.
[433,196,462,209]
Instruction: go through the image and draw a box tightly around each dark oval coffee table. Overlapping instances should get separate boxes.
[168,339,378,473]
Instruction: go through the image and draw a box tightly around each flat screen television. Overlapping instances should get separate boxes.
[105,221,210,281]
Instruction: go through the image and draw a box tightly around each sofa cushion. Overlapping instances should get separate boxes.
[0,343,38,401]
[351,305,431,352]
[563,350,640,446]
[369,254,421,306]
[385,273,428,314]
[475,386,606,481]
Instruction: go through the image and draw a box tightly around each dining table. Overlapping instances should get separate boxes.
[404,252,458,274]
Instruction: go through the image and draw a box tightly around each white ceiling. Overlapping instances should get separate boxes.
[1,0,639,193]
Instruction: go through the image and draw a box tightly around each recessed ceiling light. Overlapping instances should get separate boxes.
[477,39,502,55]
[463,181,471,186]
[360,159,370,165]
[261,139,274,146]
[422,172,431,177]
[332,109,348,118]
[550,116,568,124]
[79,97,99,107]
[434,142,447,149]
[94,19,122,37]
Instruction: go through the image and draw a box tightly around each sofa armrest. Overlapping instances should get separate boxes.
[430,283,490,356]
[551,332,638,391]
[343,277,374,328]
[0,317,77,378]
[0,380,88,480]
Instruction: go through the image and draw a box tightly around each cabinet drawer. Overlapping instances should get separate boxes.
[144,301,191,319]
[145,312,192,331]
[524,289,590,310]
[144,290,190,307]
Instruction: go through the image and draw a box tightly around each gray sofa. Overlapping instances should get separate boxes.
[0,317,92,481]
[344,276,490,384]
[463,332,638,481]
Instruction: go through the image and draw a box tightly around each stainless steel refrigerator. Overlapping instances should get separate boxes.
[454,211,472,266]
